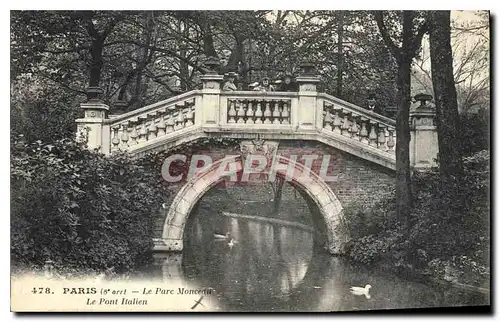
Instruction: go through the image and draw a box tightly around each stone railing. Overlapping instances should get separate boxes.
[319,93,397,155]
[76,73,437,170]
[226,96,291,125]
[76,90,202,155]
[221,92,296,126]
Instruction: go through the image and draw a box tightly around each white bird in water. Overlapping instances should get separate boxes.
[350,284,371,299]
[227,238,238,249]
[213,232,230,240]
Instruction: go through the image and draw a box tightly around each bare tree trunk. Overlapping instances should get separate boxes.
[428,10,462,182]
[336,12,344,98]
[131,12,154,108]
[225,33,245,74]
[199,15,218,58]
[374,10,428,228]
[84,12,123,100]
[89,37,104,90]
[395,58,413,226]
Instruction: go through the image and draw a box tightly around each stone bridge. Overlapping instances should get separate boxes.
[76,73,438,255]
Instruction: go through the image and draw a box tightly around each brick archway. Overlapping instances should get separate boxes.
[160,155,350,254]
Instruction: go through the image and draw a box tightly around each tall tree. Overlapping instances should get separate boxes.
[336,11,345,97]
[428,11,462,188]
[374,11,428,227]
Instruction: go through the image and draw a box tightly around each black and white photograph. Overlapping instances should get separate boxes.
[9,8,491,312]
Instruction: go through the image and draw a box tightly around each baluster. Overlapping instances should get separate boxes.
[129,124,138,145]
[368,121,378,146]
[359,118,369,144]
[332,107,342,134]
[237,100,246,124]
[111,126,120,151]
[246,101,255,124]
[263,101,272,124]
[166,116,175,133]
[281,101,289,124]
[228,100,237,123]
[341,111,351,136]
[387,127,395,152]
[148,119,158,140]
[255,101,263,124]
[324,108,333,131]
[120,123,129,150]
[157,115,166,136]
[272,100,281,124]
[377,125,386,149]
[323,105,333,131]
[350,115,359,140]
[185,107,194,126]
[138,121,148,143]
[176,111,185,130]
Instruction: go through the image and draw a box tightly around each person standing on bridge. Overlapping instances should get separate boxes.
[222,72,238,91]
[253,77,275,92]
[366,93,384,115]
[278,74,298,92]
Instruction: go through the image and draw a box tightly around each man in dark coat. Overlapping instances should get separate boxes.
[278,74,298,92]
[366,93,384,115]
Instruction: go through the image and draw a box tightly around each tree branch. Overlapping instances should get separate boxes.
[411,19,429,56]
[373,11,402,62]
[104,39,206,74]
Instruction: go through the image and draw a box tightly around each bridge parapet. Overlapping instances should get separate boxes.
[76,91,203,154]
[76,76,436,171]
[319,93,397,156]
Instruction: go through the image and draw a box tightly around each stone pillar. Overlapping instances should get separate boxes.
[199,57,224,127]
[75,99,110,154]
[296,62,322,131]
[75,87,110,154]
[410,93,439,170]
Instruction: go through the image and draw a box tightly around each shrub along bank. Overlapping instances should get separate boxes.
[344,150,490,288]
[11,135,168,275]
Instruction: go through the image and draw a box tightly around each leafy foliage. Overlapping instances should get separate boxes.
[345,150,489,285]
[11,10,403,113]
[11,136,168,274]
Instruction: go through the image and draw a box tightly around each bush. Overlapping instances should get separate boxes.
[457,110,490,157]
[345,150,490,284]
[343,193,397,239]
[11,135,168,274]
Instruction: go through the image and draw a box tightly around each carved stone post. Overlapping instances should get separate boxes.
[410,93,439,170]
[200,56,224,127]
[75,88,110,154]
[296,62,322,131]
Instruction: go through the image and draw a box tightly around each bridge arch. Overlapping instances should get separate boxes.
[161,155,350,254]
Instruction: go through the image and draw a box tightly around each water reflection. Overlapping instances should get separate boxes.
[149,214,489,312]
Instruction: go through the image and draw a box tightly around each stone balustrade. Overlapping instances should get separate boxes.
[76,91,202,155]
[108,96,197,152]
[225,95,292,125]
[76,73,436,171]
[320,94,397,155]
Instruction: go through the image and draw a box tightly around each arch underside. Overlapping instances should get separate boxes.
[158,155,351,255]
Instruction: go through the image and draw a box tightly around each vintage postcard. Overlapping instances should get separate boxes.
[10,9,490,312]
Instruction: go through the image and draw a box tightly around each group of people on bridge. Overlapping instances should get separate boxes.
[221,72,386,116]
[222,73,299,93]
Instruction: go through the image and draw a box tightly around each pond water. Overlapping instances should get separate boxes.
[140,213,489,312]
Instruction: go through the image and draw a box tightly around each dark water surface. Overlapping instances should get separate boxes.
[141,214,489,312]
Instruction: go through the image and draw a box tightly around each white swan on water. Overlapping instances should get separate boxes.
[227,238,238,249]
[350,284,371,299]
[213,232,230,240]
